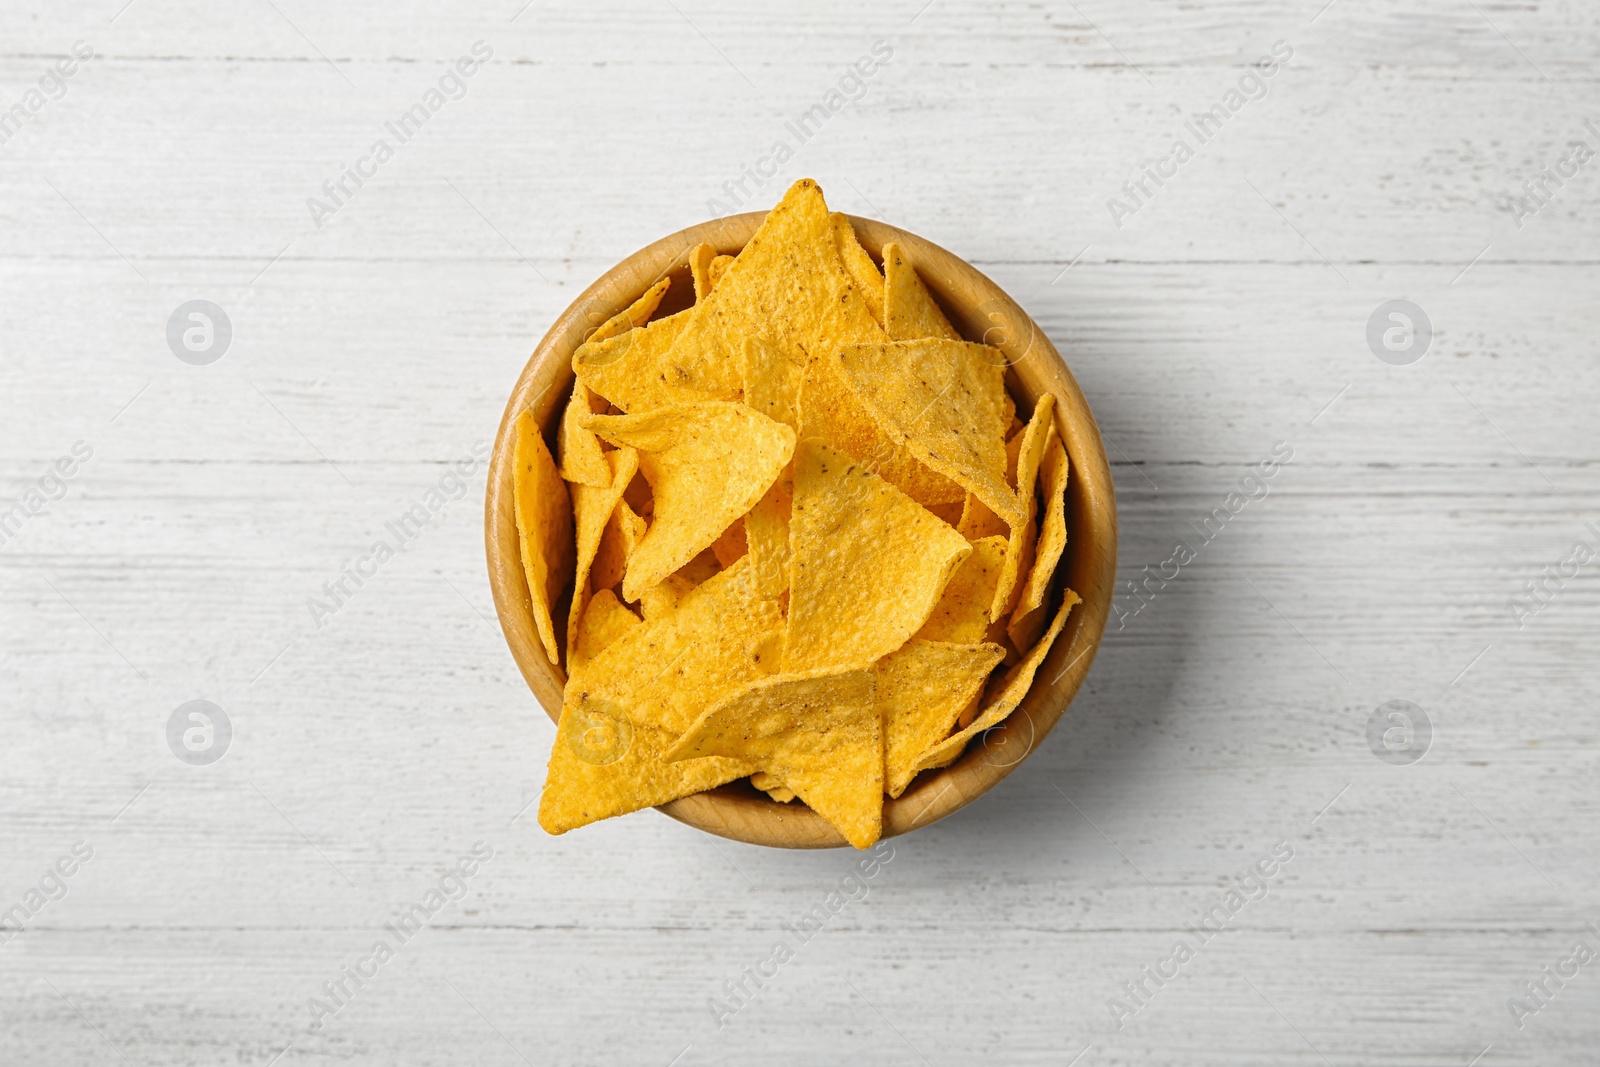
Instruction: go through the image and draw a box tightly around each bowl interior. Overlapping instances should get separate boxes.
[484,212,1117,848]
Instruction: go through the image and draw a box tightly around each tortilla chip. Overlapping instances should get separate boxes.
[883,241,958,342]
[663,179,880,400]
[743,335,801,431]
[586,276,671,346]
[749,770,796,802]
[832,213,885,327]
[880,640,1005,798]
[572,309,700,413]
[538,690,753,834]
[1002,391,1016,429]
[784,438,972,671]
[956,493,1008,540]
[908,589,1079,780]
[1009,425,1069,650]
[836,339,1020,528]
[571,588,641,671]
[566,446,641,665]
[915,535,1008,644]
[798,349,965,506]
[707,253,735,291]
[640,572,696,621]
[711,519,748,568]
[590,498,646,594]
[580,402,795,602]
[577,556,784,735]
[688,242,718,304]
[665,666,882,848]
[990,394,1053,621]
[512,410,573,666]
[556,381,613,489]
[925,500,964,526]
[744,469,793,598]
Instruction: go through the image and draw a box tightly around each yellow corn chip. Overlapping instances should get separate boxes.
[749,769,796,802]
[571,588,641,671]
[665,666,882,848]
[639,572,696,621]
[743,335,801,431]
[744,469,792,598]
[925,500,964,526]
[590,497,645,594]
[577,556,784,735]
[566,446,641,665]
[711,518,748,568]
[687,242,717,303]
[908,589,1079,780]
[580,402,795,602]
[881,639,1006,798]
[664,180,880,397]
[990,394,1053,621]
[836,338,1020,528]
[572,309,701,413]
[784,438,971,671]
[586,276,670,346]
[956,493,1008,541]
[1003,391,1016,429]
[915,535,1008,644]
[883,241,958,342]
[512,409,573,666]
[798,349,965,506]
[640,547,722,620]
[707,253,735,291]
[832,213,885,326]
[1008,424,1069,650]
[556,381,613,489]
[538,690,753,834]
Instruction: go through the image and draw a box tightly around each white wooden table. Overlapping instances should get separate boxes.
[2,1,1597,1063]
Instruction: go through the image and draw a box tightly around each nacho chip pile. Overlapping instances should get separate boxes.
[514,179,1078,848]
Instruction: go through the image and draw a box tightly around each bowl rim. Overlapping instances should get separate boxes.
[484,209,1118,848]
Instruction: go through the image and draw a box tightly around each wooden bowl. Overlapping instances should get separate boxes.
[484,212,1117,848]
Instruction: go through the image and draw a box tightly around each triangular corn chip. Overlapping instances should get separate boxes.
[571,588,640,671]
[883,241,958,342]
[743,335,801,431]
[832,213,885,326]
[750,770,796,803]
[837,338,1020,529]
[784,438,971,671]
[956,492,1008,541]
[744,469,792,598]
[587,276,671,346]
[665,666,882,848]
[710,519,748,568]
[915,535,1008,644]
[907,589,1080,780]
[664,179,880,393]
[589,497,645,594]
[687,242,717,303]
[580,402,795,602]
[990,394,1054,621]
[538,689,753,834]
[1008,424,1069,650]
[566,446,640,668]
[572,309,701,413]
[881,639,1006,798]
[797,349,965,506]
[577,556,784,735]
[925,500,964,526]
[512,410,573,666]
[639,572,696,621]
[556,381,613,488]
[707,253,735,290]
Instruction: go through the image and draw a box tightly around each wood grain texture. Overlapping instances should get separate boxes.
[1,0,1598,1063]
